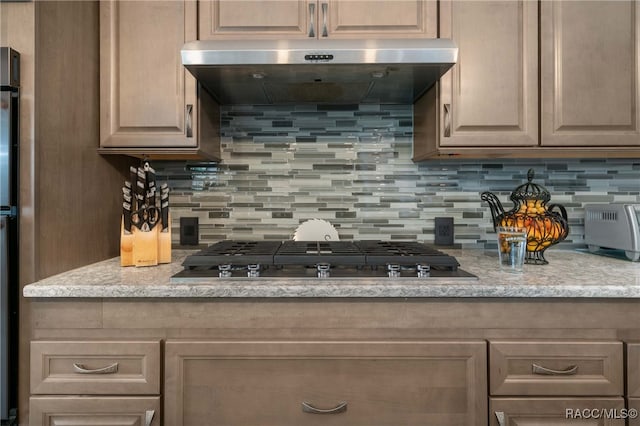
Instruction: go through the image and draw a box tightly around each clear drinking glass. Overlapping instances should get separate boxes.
[497,226,527,273]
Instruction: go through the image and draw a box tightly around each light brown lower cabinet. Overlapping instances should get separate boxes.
[164,340,487,426]
[29,396,160,426]
[490,398,626,425]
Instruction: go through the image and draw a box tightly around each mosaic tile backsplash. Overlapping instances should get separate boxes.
[154,104,640,249]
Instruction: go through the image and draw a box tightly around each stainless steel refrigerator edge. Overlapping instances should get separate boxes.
[0,47,19,426]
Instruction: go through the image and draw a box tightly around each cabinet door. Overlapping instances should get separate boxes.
[629,398,640,426]
[325,0,436,38]
[29,397,160,426]
[100,1,198,148]
[199,0,312,39]
[199,1,435,39]
[438,0,538,148]
[490,398,626,425]
[541,0,640,147]
[165,340,487,426]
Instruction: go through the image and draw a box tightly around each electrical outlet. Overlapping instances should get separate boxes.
[180,217,199,246]
[434,217,454,246]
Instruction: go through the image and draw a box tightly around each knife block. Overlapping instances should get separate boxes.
[120,216,172,267]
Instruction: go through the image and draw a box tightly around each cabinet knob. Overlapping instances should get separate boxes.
[495,411,506,426]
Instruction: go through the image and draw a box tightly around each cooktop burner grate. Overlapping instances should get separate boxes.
[181,240,462,273]
[181,240,282,267]
[354,241,459,269]
[274,241,366,265]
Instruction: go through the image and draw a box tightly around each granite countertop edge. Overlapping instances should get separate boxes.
[22,248,640,299]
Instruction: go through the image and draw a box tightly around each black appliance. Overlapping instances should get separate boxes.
[0,47,19,426]
[174,241,475,280]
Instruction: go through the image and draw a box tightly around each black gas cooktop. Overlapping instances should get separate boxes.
[173,240,476,280]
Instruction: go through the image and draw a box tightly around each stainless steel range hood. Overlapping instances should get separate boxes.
[181,39,457,105]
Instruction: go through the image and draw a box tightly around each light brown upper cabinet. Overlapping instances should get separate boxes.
[541,0,640,147]
[438,0,538,148]
[415,0,640,160]
[99,1,220,160]
[199,0,436,40]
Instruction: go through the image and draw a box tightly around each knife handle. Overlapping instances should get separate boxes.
[123,202,133,233]
[161,200,169,231]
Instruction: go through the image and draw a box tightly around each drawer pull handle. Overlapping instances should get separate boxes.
[72,362,119,374]
[320,2,328,37]
[532,363,578,376]
[186,104,193,138]
[145,410,155,426]
[302,401,347,414]
[308,3,316,37]
[443,103,451,137]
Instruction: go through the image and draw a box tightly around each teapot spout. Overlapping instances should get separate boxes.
[481,191,505,230]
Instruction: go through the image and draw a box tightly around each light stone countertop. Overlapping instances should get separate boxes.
[22,248,640,298]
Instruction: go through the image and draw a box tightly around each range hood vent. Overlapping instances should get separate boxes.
[181,38,457,105]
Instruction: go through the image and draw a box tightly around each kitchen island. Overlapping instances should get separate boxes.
[22,248,640,426]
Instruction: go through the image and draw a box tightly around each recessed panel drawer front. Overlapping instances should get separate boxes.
[629,398,640,426]
[628,343,640,397]
[29,396,160,426]
[165,341,487,426]
[490,397,626,425]
[489,341,623,396]
[31,341,161,395]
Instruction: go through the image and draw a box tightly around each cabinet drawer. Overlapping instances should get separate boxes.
[31,340,160,395]
[165,340,487,426]
[489,341,623,396]
[490,397,625,425]
[628,343,640,397]
[29,396,160,426]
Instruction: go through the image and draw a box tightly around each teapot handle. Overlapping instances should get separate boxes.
[548,203,568,221]
[481,191,506,231]
[548,203,570,240]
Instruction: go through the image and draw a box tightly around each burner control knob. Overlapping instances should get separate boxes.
[387,264,401,278]
[317,263,331,278]
[417,264,431,278]
[218,264,232,278]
